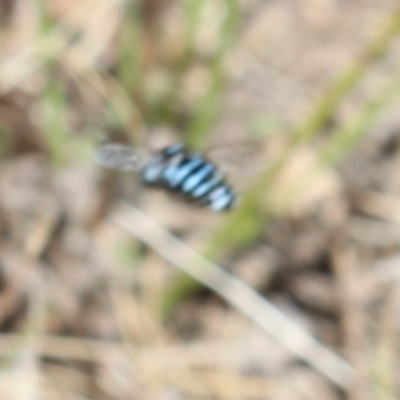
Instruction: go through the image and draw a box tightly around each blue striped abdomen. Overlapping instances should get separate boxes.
[140,144,236,211]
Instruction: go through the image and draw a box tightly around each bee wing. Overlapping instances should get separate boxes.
[206,140,269,189]
[206,140,267,175]
[94,143,149,171]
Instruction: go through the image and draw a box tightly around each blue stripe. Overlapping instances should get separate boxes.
[208,185,235,210]
[163,163,180,184]
[210,192,234,210]
[141,162,164,183]
[166,156,204,187]
[182,163,214,193]
[209,185,227,201]
[192,174,221,197]
[162,153,185,184]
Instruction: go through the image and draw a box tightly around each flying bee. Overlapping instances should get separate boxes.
[94,142,239,211]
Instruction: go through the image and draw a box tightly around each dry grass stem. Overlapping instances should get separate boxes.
[110,201,357,389]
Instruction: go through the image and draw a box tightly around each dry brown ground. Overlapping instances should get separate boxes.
[0,0,400,399]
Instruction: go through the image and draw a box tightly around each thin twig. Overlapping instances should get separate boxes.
[110,201,357,389]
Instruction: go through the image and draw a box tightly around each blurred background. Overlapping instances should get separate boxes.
[0,0,400,398]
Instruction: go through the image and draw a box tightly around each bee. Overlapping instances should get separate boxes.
[95,142,237,211]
